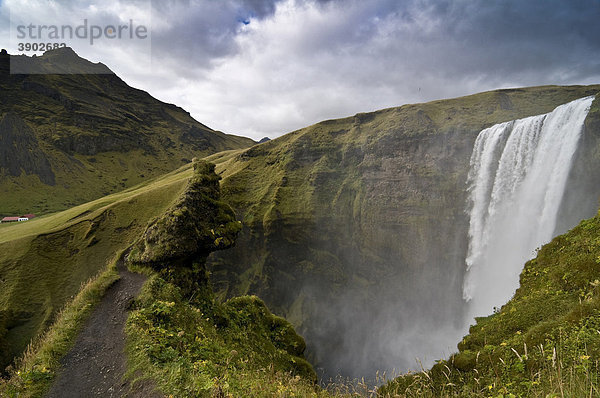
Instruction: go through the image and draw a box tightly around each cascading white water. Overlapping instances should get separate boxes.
[463,95,595,319]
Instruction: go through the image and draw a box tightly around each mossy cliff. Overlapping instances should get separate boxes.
[128,160,242,294]
[126,159,317,396]
[0,48,254,216]
[0,112,54,185]
[206,85,600,378]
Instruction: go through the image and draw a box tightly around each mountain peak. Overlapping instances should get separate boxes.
[41,46,79,59]
[7,47,113,74]
[0,47,255,214]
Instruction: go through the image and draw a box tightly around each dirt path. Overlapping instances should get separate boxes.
[45,258,160,398]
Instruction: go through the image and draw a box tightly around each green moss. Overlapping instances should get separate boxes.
[128,160,241,266]
[125,272,319,397]
[121,158,320,396]
[127,160,241,299]
[451,350,478,372]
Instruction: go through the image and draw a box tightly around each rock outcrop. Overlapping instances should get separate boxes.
[0,111,55,185]
[128,159,241,294]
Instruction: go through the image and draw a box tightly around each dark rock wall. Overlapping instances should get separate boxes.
[0,112,55,185]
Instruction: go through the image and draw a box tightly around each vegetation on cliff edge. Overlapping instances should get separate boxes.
[125,159,320,397]
[0,162,192,374]
[381,208,600,397]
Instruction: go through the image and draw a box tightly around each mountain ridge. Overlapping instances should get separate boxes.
[0,47,255,216]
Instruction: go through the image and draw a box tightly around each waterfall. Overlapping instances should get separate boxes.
[463,95,595,319]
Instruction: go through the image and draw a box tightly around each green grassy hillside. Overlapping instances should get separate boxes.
[0,47,254,216]
[1,159,321,398]
[206,85,600,378]
[0,162,193,370]
[4,154,600,397]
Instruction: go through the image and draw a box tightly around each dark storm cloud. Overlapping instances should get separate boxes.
[296,0,600,81]
[422,0,600,77]
[148,0,268,70]
[147,0,337,73]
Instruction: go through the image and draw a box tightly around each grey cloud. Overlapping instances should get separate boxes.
[147,0,371,74]
[421,0,599,77]
[3,0,598,138]
[148,0,286,73]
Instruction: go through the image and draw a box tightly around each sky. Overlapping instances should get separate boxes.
[1,0,600,140]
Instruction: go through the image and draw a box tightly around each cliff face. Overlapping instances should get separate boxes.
[207,85,600,378]
[0,112,55,185]
[0,157,316,389]
[0,48,254,215]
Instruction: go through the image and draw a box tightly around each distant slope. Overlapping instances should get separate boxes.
[206,85,600,378]
[0,47,254,215]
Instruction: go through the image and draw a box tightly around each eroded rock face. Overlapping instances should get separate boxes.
[128,160,241,294]
[211,124,475,378]
[0,111,55,185]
